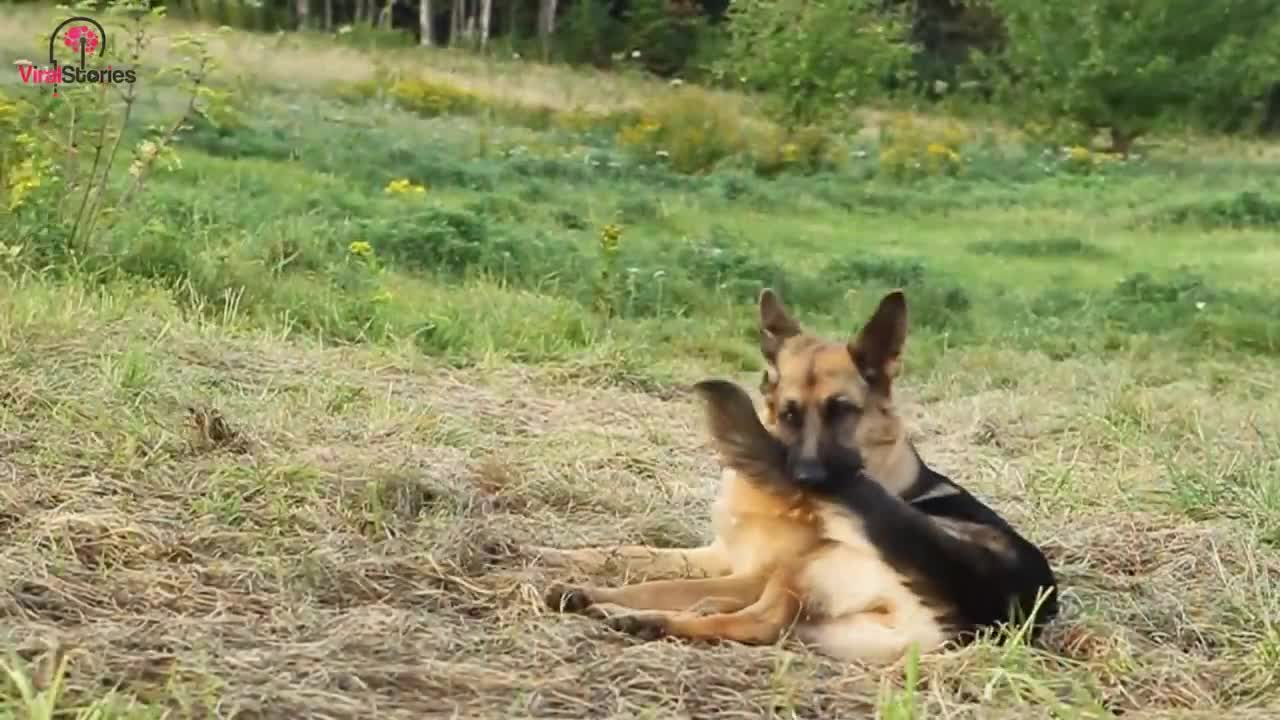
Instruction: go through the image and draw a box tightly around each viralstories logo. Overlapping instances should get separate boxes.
[15,16,138,97]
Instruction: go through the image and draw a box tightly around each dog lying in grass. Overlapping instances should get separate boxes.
[534,288,1058,663]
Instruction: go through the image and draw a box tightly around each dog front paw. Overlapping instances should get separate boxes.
[605,613,669,641]
[544,583,594,613]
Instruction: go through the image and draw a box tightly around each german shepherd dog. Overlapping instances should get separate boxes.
[529,289,1058,664]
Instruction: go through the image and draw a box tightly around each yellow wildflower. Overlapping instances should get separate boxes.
[6,158,42,211]
[384,178,427,195]
[348,240,373,257]
[598,223,623,254]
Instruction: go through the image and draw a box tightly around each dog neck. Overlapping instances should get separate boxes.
[757,400,934,500]
[862,432,925,498]
[899,443,962,504]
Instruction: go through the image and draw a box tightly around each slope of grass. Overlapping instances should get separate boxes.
[2,6,1280,719]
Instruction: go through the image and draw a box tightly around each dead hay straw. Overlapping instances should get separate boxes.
[2,329,1279,718]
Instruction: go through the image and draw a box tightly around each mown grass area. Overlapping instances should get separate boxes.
[2,6,1280,719]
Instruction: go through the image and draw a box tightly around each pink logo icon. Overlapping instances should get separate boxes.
[63,25,100,54]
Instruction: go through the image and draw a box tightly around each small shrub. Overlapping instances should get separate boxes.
[621,0,717,78]
[1155,191,1280,229]
[1048,145,1122,176]
[0,95,45,213]
[593,223,625,317]
[615,88,750,174]
[0,3,226,266]
[715,173,755,201]
[553,208,588,230]
[1112,269,1219,307]
[984,0,1280,150]
[465,194,529,222]
[821,254,972,331]
[876,113,971,181]
[618,195,662,223]
[390,77,481,117]
[553,109,605,134]
[358,206,495,274]
[1096,268,1280,354]
[823,255,928,288]
[717,0,913,126]
[752,125,845,177]
[334,78,381,104]
[672,229,798,303]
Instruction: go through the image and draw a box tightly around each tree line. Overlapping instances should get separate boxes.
[32,0,1280,147]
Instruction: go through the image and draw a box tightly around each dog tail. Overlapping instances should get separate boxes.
[691,379,790,488]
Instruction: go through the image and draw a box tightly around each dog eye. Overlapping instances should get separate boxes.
[825,398,859,419]
[780,405,802,427]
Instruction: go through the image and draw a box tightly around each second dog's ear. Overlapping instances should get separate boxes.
[849,290,908,388]
[693,379,788,488]
[758,288,800,365]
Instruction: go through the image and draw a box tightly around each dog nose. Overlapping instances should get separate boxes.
[793,460,827,485]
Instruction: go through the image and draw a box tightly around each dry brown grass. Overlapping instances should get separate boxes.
[1,284,1278,718]
[0,4,751,119]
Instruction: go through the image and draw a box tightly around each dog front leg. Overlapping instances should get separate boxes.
[545,572,767,615]
[599,568,802,646]
[524,541,732,580]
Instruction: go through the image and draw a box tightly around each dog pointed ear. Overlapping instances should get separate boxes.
[849,290,908,387]
[692,379,788,487]
[758,288,800,365]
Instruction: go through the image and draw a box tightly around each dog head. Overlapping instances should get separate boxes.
[692,377,869,496]
[752,288,913,492]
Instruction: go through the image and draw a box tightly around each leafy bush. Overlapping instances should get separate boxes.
[390,77,481,117]
[615,88,751,173]
[876,113,971,180]
[820,254,972,331]
[751,125,846,177]
[554,0,628,67]
[982,0,1280,151]
[673,230,797,303]
[1054,145,1123,176]
[716,0,914,126]
[1,1,227,266]
[620,0,716,78]
[1154,191,1280,229]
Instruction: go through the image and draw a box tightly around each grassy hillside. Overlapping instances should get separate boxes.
[2,5,1279,718]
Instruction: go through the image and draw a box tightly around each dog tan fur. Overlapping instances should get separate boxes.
[531,289,958,664]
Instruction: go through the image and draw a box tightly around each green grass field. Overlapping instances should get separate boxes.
[2,7,1279,718]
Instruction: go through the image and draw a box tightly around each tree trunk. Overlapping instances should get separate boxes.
[1263,83,1280,135]
[451,0,464,45]
[537,0,557,59]
[464,1,476,46]
[478,0,491,48]
[323,0,333,30]
[419,0,434,45]
[295,0,310,29]
[507,0,518,47]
